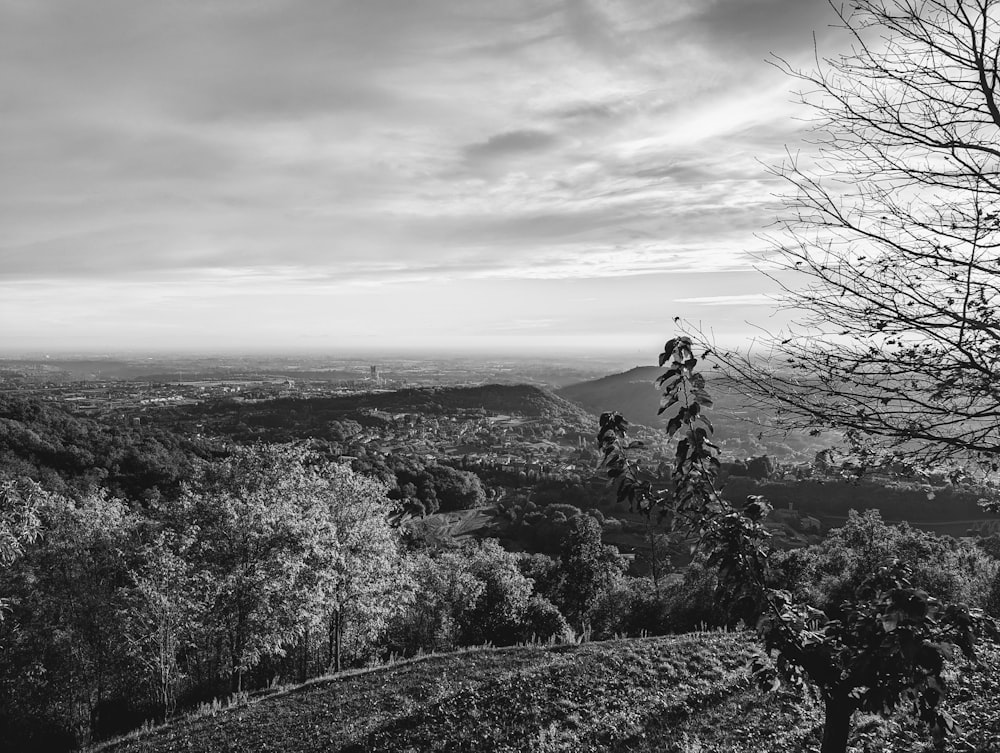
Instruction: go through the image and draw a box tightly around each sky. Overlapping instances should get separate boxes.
[1,0,843,357]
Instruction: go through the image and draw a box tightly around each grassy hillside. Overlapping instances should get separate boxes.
[92,633,1000,753]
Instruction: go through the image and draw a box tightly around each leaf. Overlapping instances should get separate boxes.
[660,338,678,365]
[656,369,680,388]
[657,393,680,415]
[666,415,683,437]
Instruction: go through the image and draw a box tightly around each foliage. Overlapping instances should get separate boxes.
[517,552,562,604]
[0,476,43,624]
[0,477,42,568]
[123,530,199,720]
[587,577,666,639]
[0,491,140,745]
[0,445,418,748]
[388,540,567,654]
[312,464,412,672]
[181,445,333,691]
[987,570,1000,620]
[0,395,212,501]
[519,596,573,645]
[556,515,627,632]
[706,0,1000,471]
[599,336,999,753]
[457,540,535,647]
[778,510,1000,613]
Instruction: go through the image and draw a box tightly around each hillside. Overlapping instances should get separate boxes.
[557,366,665,426]
[165,383,595,436]
[558,367,836,461]
[0,394,214,499]
[93,633,1000,753]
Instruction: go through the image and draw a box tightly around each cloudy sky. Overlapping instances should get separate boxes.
[1,0,842,356]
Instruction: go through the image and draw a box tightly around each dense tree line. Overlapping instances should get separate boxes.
[0,396,215,502]
[2,415,999,751]
[0,447,413,748]
[0,397,489,520]
[722,476,993,521]
[0,446,626,751]
[157,385,592,441]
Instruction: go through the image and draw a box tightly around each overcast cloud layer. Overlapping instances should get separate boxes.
[1,0,839,354]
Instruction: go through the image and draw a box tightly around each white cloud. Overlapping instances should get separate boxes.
[675,293,777,306]
[0,0,838,351]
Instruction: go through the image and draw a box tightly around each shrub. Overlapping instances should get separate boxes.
[784,511,999,614]
[518,596,573,643]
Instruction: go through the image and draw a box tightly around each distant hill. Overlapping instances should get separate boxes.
[557,366,665,427]
[557,366,758,428]
[93,632,1000,753]
[172,383,596,433]
[558,367,837,462]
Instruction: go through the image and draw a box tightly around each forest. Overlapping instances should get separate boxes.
[2,381,1000,750]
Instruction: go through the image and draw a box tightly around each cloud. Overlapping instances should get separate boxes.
[463,129,560,161]
[0,0,846,351]
[675,293,776,306]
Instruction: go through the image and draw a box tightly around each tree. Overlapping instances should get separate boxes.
[425,465,486,512]
[599,337,997,753]
[387,549,484,653]
[459,540,534,646]
[314,465,410,673]
[123,529,198,721]
[745,455,773,481]
[183,445,330,692]
[712,0,1000,470]
[794,509,999,612]
[0,491,137,745]
[557,515,627,633]
[0,477,42,618]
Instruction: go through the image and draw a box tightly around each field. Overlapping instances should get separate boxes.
[92,633,1000,753]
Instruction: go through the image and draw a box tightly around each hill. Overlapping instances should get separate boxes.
[93,633,1000,753]
[0,394,213,500]
[166,383,595,436]
[558,367,836,462]
[557,366,665,427]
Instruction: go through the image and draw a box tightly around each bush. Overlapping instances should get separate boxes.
[518,596,573,643]
[589,578,668,639]
[516,552,561,603]
[768,511,1000,615]
[659,560,730,632]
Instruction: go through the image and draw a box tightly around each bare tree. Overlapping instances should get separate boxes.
[715,0,1000,469]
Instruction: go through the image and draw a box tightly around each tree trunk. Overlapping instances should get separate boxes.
[821,696,853,753]
[327,613,335,671]
[648,535,661,600]
[327,610,343,673]
[334,609,342,674]
[299,626,310,684]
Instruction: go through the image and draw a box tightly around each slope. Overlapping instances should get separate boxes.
[90,633,1000,753]
[557,366,837,461]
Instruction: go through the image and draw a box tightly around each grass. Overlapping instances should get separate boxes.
[91,632,1000,753]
